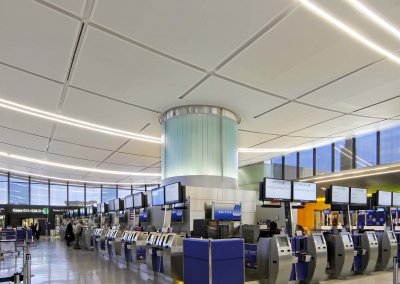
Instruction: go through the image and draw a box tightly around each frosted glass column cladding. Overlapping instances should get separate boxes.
[159,105,240,189]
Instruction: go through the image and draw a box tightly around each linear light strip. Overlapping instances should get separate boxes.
[0,151,161,177]
[0,98,161,144]
[299,0,400,65]
[347,0,400,41]
[315,168,400,183]
[0,166,152,186]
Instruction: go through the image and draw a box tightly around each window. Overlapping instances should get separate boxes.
[30,183,49,206]
[68,185,85,207]
[86,187,101,206]
[380,126,400,164]
[284,153,297,180]
[9,177,29,205]
[102,187,116,203]
[50,184,67,206]
[118,188,131,199]
[334,139,353,172]
[270,156,283,179]
[299,149,314,178]
[355,132,377,168]
[0,175,7,204]
[316,144,332,174]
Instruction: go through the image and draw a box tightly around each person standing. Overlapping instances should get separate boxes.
[74,220,83,249]
[35,223,41,240]
[65,220,74,247]
[30,223,36,239]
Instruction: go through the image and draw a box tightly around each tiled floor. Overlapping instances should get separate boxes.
[0,238,394,283]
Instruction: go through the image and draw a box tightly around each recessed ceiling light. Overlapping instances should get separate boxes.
[347,0,400,41]
[0,151,161,177]
[0,166,154,186]
[0,98,162,144]
[299,0,400,65]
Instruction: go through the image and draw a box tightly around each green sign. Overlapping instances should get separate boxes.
[42,208,49,215]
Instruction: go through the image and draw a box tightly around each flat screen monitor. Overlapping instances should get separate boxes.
[367,232,376,242]
[114,199,122,211]
[124,195,134,209]
[151,187,165,206]
[393,192,400,207]
[263,178,292,201]
[139,208,148,223]
[350,187,367,205]
[292,182,317,202]
[313,235,324,245]
[377,191,392,206]
[341,234,352,244]
[331,186,350,204]
[171,209,183,222]
[165,183,182,204]
[80,207,86,216]
[277,236,289,247]
[108,200,115,212]
[133,192,144,209]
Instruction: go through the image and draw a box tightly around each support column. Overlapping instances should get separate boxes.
[159,105,240,189]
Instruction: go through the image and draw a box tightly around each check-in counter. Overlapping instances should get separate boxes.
[376,231,398,270]
[162,233,185,281]
[131,231,148,266]
[146,232,161,272]
[325,232,355,279]
[93,229,108,254]
[108,229,124,262]
[353,231,378,274]
[258,235,293,284]
[118,231,132,265]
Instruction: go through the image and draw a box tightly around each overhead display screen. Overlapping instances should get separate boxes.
[293,182,317,202]
[165,183,181,204]
[125,195,134,209]
[350,188,367,205]
[264,178,292,201]
[133,192,144,208]
[331,186,350,204]
[151,187,165,206]
[393,192,400,207]
[378,191,392,206]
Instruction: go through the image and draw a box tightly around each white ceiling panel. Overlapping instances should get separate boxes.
[0,160,45,174]
[293,115,382,137]
[238,131,278,148]
[104,152,160,168]
[241,103,340,135]
[298,60,400,113]
[0,0,81,81]
[0,144,45,160]
[219,7,380,99]
[239,153,280,166]
[43,0,86,16]
[91,0,293,70]
[0,127,48,152]
[71,27,205,110]
[184,76,288,123]
[0,65,62,111]
[62,87,157,132]
[40,167,89,180]
[254,135,316,149]
[0,108,53,137]
[52,124,127,150]
[353,97,400,119]
[118,140,161,158]
[48,140,112,161]
[100,162,145,172]
[118,175,160,184]
[45,153,99,168]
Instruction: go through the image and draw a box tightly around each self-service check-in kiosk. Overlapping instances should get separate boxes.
[118,231,132,265]
[109,229,124,262]
[93,229,108,254]
[131,231,148,266]
[376,231,398,270]
[146,232,162,272]
[258,235,293,284]
[82,227,94,250]
[352,231,378,274]
[325,232,355,279]
[294,234,327,284]
[162,233,185,281]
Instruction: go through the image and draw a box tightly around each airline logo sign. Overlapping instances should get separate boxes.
[12,208,48,214]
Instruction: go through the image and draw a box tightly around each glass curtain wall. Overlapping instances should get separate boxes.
[0,175,7,204]
[9,177,29,205]
[68,185,85,207]
[50,184,68,206]
[30,182,49,206]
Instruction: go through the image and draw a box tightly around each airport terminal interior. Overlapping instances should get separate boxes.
[2,0,400,283]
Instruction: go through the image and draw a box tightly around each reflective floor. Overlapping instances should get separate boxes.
[0,238,394,283]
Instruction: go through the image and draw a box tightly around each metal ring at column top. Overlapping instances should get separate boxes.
[158,105,241,124]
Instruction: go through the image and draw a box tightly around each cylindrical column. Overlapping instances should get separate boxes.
[159,105,240,189]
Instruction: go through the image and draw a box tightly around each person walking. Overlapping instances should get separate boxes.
[30,223,36,240]
[73,220,83,249]
[35,223,41,240]
[65,220,74,247]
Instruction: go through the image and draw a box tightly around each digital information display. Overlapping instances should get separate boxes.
[293,182,317,202]
[165,183,180,204]
[133,193,143,208]
[350,187,367,205]
[139,208,148,223]
[264,179,292,201]
[152,187,165,206]
[213,203,241,221]
[277,237,289,247]
[171,209,183,222]
[378,191,392,206]
[331,186,350,204]
[393,192,400,207]
[125,195,134,209]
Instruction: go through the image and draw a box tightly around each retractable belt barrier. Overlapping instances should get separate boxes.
[393,257,400,284]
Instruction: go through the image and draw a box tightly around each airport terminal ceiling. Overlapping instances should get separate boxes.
[1,0,400,184]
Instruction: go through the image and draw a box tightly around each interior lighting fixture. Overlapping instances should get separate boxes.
[0,151,161,177]
[347,0,400,41]
[314,167,400,183]
[299,0,400,65]
[0,98,161,144]
[0,166,153,186]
